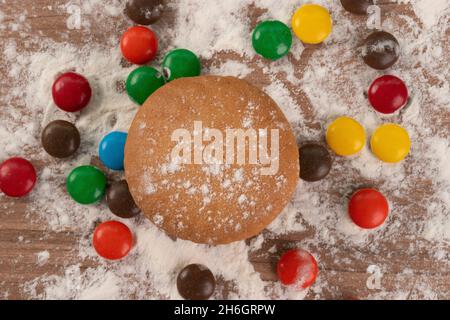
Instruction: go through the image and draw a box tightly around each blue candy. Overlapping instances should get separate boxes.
[99,131,127,170]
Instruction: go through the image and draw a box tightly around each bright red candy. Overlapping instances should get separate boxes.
[277,249,318,289]
[348,188,389,229]
[0,157,37,197]
[52,72,92,112]
[93,221,133,260]
[368,75,408,114]
[120,26,158,65]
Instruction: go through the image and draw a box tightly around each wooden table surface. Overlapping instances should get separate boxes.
[0,0,449,300]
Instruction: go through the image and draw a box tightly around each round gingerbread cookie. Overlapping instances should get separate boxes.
[125,76,299,244]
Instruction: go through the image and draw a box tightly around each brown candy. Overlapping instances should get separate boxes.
[41,120,80,158]
[362,31,400,70]
[177,264,216,300]
[299,143,332,182]
[106,180,140,219]
[125,0,165,25]
[340,0,374,15]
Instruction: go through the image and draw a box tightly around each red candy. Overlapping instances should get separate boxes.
[0,157,37,197]
[277,249,318,289]
[368,75,408,114]
[52,72,92,112]
[93,221,133,260]
[348,188,389,229]
[120,26,158,65]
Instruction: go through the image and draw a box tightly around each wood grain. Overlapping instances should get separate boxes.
[0,1,449,300]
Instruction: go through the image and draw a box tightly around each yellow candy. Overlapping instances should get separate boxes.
[291,4,332,44]
[371,124,410,163]
[326,117,366,156]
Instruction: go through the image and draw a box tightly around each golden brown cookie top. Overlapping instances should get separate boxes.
[125,76,299,244]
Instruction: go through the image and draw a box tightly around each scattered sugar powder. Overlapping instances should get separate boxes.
[209,60,253,79]
[410,0,450,29]
[0,0,449,299]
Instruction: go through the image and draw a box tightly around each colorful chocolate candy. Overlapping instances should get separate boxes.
[292,4,332,44]
[299,143,332,182]
[252,20,292,60]
[277,249,318,289]
[177,264,216,300]
[41,120,80,158]
[99,131,127,171]
[362,31,400,70]
[52,72,92,112]
[340,0,374,15]
[121,26,158,65]
[349,188,389,229]
[371,123,411,163]
[93,221,133,260]
[126,66,165,105]
[66,165,106,204]
[125,0,165,25]
[326,117,366,156]
[162,48,201,82]
[0,157,37,197]
[368,75,408,114]
[106,180,140,219]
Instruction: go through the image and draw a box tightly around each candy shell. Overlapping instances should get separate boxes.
[162,49,201,82]
[299,143,332,182]
[125,0,164,25]
[67,165,106,204]
[52,72,92,112]
[252,20,292,60]
[177,264,216,300]
[368,75,408,114]
[371,124,410,163]
[121,26,158,65]
[277,249,318,289]
[349,188,389,229]
[41,120,80,158]
[99,131,128,171]
[93,221,133,260]
[326,117,366,156]
[126,66,165,105]
[106,180,140,219]
[292,4,332,44]
[0,157,37,197]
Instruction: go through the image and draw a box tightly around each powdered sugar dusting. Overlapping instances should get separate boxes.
[0,0,449,300]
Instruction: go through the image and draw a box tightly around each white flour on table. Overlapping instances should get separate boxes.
[0,0,448,299]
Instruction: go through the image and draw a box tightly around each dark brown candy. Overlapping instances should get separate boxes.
[125,0,165,25]
[299,143,332,182]
[177,264,216,300]
[362,31,400,70]
[106,180,140,219]
[340,0,374,15]
[41,120,80,158]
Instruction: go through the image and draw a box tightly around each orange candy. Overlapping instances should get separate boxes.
[120,26,158,65]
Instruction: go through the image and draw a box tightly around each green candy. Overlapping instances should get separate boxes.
[66,165,107,205]
[252,20,292,60]
[162,49,201,82]
[126,66,165,105]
